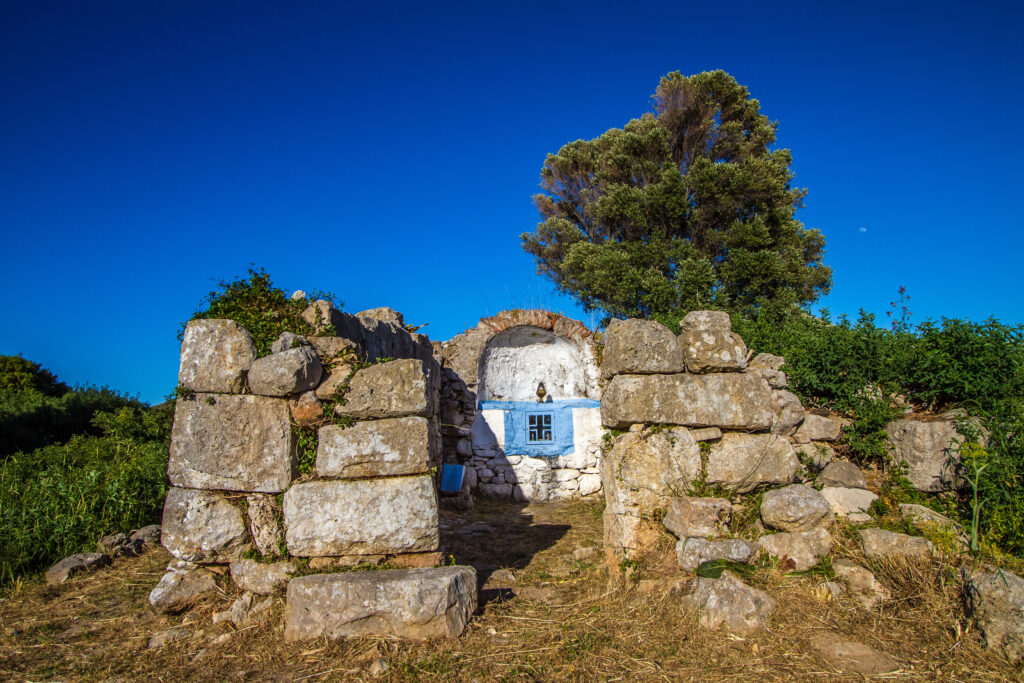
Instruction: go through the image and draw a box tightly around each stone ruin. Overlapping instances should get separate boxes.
[152,300,1024,660]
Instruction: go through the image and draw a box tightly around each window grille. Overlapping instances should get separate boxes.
[528,413,553,443]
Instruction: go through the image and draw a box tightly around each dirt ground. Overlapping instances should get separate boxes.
[0,497,1020,682]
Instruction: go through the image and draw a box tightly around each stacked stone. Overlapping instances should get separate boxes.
[158,306,477,640]
[599,311,848,561]
[439,367,476,466]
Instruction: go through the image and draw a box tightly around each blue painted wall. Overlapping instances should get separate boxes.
[478,399,600,458]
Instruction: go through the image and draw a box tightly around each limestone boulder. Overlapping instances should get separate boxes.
[663,496,731,539]
[859,528,933,559]
[288,391,323,427]
[679,328,748,374]
[149,568,218,612]
[602,428,700,557]
[758,528,833,571]
[357,306,405,326]
[705,433,801,493]
[178,319,257,394]
[759,485,833,532]
[339,359,434,419]
[283,476,439,557]
[680,572,776,635]
[809,633,901,675]
[600,319,685,378]
[676,538,759,571]
[230,558,296,594]
[679,310,732,332]
[885,417,962,491]
[246,493,283,557]
[316,417,434,479]
[270,331,309,354]
[602,428,701,512]
[248,347,322,397]
[313,364,353,401]
[601,373,774,430]
[284,566,477,641]
[965,568,1024,663]
[771,390,805,435]
[794,414,842,442]
[168,395,296,493]
[45,553,110,585]
[820,487,878,518]
[898,503,966,545]
[161,487,250,563]
[817,461,868,489]
[750,353,785,371]
[308,336,361,363]
[833,559,891,608]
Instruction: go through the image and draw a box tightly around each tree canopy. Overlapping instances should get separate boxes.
[521,70,831,325]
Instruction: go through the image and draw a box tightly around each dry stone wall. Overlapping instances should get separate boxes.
[155,301,477,640]
[598,311,847,562]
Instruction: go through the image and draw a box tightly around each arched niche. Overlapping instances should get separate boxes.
[477,326,586,402]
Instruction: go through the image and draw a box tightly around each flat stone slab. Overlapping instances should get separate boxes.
[317,417,434,479]
[283,476,439,556]
[284,566,477,641]
[601,373,773,430]
[168,395,296,493]
[45,553,110,585]
[859,528,933,559]
[161,487,250,562]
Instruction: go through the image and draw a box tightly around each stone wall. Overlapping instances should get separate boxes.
[163,302,444,568]
[439,310,604,502]
[597,311,845,562]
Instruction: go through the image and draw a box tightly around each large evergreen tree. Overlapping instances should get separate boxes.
[521,70,831,324]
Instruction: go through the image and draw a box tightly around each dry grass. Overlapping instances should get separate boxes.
[0,497,1020,681]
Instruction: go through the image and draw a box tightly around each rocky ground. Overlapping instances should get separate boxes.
[0,498,1020,681]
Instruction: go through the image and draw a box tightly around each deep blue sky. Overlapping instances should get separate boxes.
[2,1,1022,404]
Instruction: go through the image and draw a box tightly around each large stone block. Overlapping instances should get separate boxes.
[680,572,775,635]
[177,319,257,393]
[885,417,962,491]
[316,417,435,479]
[705,433,801,493]
[601,373,774,430]
[161,487,250,563]
[338,359,434,419]
[168,395,296,493]
[283,476,439,556]
[248,347,323,397]
[679,328,748,374]
[602,427,700,558]
[600,319,685,378]
[759,484,833,532]
[284,566,477,641]
[966,568,1024,663]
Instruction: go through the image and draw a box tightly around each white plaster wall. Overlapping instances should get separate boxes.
[470,405,604,502]
[478,327,586,401]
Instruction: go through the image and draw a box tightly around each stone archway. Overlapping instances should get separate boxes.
[440,310,604,502]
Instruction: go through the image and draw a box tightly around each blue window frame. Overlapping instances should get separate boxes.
[527,413,553,443]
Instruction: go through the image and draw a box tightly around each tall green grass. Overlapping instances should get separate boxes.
[0,405,170,587]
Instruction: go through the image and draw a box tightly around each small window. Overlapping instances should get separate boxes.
[528,413,553,443]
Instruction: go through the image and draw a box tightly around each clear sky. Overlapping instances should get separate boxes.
[2,1,1022,404]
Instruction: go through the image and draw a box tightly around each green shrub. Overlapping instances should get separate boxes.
[0,404,171,587]
[0,382,149,459]
[183,266,341,356]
